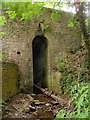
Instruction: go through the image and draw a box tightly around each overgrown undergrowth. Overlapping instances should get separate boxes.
[54,45,89,118]
[56,82,89,118]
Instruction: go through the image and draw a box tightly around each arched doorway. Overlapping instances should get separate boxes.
[32,35,48,91]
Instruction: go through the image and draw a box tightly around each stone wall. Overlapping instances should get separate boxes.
[2,9,82,95]
[1,62,18,100]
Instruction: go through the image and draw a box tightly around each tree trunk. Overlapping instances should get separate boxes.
[77,2,90,79]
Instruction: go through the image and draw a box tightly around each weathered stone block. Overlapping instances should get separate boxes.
[1,62,18,100]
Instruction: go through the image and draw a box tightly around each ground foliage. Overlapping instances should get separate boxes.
[56,82,89,118]
[1,2,89,118]
[54,45,89,118]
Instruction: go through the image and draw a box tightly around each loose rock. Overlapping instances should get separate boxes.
[14,113,18,117]
[35,101,46,105]
[45,103,50,106]
[31,94,36,96]
[23,101,30,107]
[24,107,30,113]
[26,94,34,102]
[29,105,36,112]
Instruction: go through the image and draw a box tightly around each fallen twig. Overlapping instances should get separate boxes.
[12,105,20,111]
[34,84,68,105]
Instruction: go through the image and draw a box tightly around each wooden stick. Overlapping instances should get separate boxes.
[33,84,68,105]
[12,105,20,111]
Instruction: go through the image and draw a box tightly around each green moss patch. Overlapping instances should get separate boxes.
[1,62,18,101]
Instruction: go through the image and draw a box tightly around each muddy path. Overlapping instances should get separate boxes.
[2,92,69,119]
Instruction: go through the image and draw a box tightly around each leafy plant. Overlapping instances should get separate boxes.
[53,48,89,94]
[68,17,76,27]
[56,82,89,118]
[51,10,59,21]
[0,16,7,25]
[0,99,7,111]
[0,32,5,35]
[3,2,44,22]
[41,22,50,32]
[0,54,5,60]
[6,11,17,19]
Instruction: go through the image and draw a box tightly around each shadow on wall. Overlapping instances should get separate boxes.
[32,35,48,92]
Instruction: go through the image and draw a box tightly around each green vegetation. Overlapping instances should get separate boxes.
[2,2,44,21]
[1,2,62,22]
[50,10,60,21]
[1,2,60,34]
[0,15,7,25]
[0,32,5,35]
[41,22,50,32]
[54,47,89,118]
[1,2,89,118]
[1,2,90,61]
[0,54,5,60]
[0,99,7,112]
[56,83,89,118]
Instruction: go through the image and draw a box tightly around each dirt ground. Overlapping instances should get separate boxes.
[2,92,69,119]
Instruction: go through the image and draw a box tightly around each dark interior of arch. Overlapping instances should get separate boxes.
[32,35,48,93]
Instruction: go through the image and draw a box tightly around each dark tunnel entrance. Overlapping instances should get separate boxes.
[32,35,48,93]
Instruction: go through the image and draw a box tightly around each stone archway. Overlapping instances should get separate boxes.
[32,35,48,90]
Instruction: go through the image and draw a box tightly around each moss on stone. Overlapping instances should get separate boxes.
[1,62,18,100]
